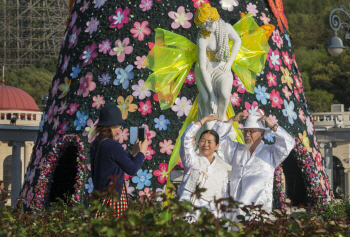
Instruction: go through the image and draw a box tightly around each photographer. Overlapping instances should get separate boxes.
[0,181,8,208]
[90,104,148,218]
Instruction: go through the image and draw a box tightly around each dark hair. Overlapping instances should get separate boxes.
[199,130,219,144]
[0,181,3,186]
[93,125,115,140]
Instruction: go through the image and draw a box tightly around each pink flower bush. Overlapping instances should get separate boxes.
[79,43,98,67]
[160,140,174,155]
[98,39,111,54]
[153,163,168,184]
[272,30,283,49]
[269,90,283,109]
[92,94,105,109]
[282,86,291,101]
[143,124,156,145]
[109,8,130,29]
[168,6,193,29]
[51,79,59,97]
[260,13,270,25]
[232,74,247,93]
[185,71,196,84]
[145,146,155,160]
[171,97,192,117]
[130,21,151,41]
[135,55,146,69]
[267,49,282,71]
[266,72,277,87]
[243,101,262,116]
[68,26,81,49]
[138,100,153,115]
[230,92,241,107]
[67,102,79,115]
[139,0,153,11]
[109,38,133,62]
[77,72,96,97]
[132,80,151,99]
[246,3,258,16]
[115,128,129,144]
[192,0,210,8]
[282,51,292,70]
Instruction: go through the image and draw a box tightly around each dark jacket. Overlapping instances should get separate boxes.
[90,134,145,197]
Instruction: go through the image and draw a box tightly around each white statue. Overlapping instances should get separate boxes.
[194,3,242,133]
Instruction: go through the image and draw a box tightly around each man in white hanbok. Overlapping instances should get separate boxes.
[212,113,295,222]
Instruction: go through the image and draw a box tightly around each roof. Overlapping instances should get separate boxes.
[0,85,40,112]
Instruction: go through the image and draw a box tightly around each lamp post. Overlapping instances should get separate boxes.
[326,5,350,56]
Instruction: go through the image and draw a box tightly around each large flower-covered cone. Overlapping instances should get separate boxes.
[20,0,329,211]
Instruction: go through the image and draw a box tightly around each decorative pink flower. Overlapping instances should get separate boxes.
[314,151,324,172]
[293,54,301,76]
[145,146,155,160]
[69,11,78,28]
[21,185,28,199]
[155,185,166,202]
[58,100,68,114]
[52,117,60,130]
[68,26,81,49]
[294,88,300,102]
[266,72,277,87]
[171,97,192,117]
[267,49,282,71]
[230,92,241,107]
[51,79,60,97]
[59,121,69,134]
[109,8,130,29]
[92,94,105,109]
[159,140,174,155]
[50,134,59,146]
[243,101,262,116]
[79,44,98,67]
[137,100,153,116]
[124,174,132,181]
[177,160,184,168]
[98,39,111,54]
[83,119,99,143]
[26,187,34,208]
[269,90,283,109]
[232,74,247,93]
[77,72,96,97]
[46,102,58,124]
[314,135,319,149]
[135,55,147,69]
[109,38,133,62]
[282,86,291,101]
[85,17,99,35]
[272,30,283,49]
[67,102,79,115]
[140,0,153,11]
[282,51,292,70]
[28,168,36,184]
[246,3,258,16]
[153,163,169,184]
[260,13,270,25]
[294,75,303,93]
[34,147,42,166]
[168,6,193,29]
[130,21,151,41]
[269,115,278,124]
[192,0,210,8]
[185,71,196,84]
[138,187,154,202]
[80,0,90,13]
[61,55,70,73]
[142,124,156,145]
[132,80,151,100]
[115,128,129,144]
[320,176,326,190]
[299,109,306,123]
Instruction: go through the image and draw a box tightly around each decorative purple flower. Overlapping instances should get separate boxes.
[59,121,69,134]
[98,72,111,86]
[69,11,78,28]
[50,134,60,147]
[79,43,98,67]
[68,26,81,49]
[109,38,133,62]
[109,8,130,29]
[85,17,99,35]
[67,102,80,115]
[58,100,68,114]
[93,0,107,8]
[246,3,258,16]
[61,55,70,73]
[41,131,48,145]
[51,79,60,97]
[80,0,90,13]
[98,39,111,54]
[139,0,153,11]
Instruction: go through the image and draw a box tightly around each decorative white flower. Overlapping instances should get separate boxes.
[220,0,238,11]
[306,116,314,135]
[85,178,94,193]
[171,97,192,117]
[126,180,135,196]
[132,79,151,100]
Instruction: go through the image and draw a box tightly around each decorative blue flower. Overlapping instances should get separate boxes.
[85,178,94,193]
[132,169,152,189]
[254,85,270,105]
[284,34,291,47]
[154,115,170,131]
[70,64,81,78]
[282,99,297,124]
[264,130,275,142]
[113,64,134,89]
[74,111,89,130]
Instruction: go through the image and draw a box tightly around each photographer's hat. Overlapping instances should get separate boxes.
[96,104,126,127]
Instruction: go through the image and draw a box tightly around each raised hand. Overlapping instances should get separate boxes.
[227,112,249,123]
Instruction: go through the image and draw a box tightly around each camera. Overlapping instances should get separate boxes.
[130,127,146,144]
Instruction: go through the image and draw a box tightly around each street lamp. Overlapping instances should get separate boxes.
[327,5,350,56]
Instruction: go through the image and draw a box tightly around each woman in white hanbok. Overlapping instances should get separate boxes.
[178,115,229,223]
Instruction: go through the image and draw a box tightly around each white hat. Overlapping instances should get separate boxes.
[237,115,271,133]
